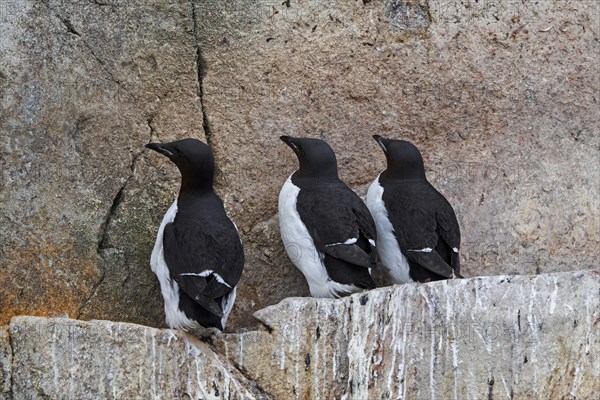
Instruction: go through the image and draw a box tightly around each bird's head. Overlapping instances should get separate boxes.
[280,136,339,180]
[372,135,426,181]
[146,138,215,191]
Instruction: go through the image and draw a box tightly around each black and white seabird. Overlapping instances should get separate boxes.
[146,138,244,331]
[367,135,462,283]
[278,136,378,298]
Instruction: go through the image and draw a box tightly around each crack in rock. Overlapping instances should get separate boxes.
[46,3,137,103]
[78,118,154,318]
[189,0,212,146]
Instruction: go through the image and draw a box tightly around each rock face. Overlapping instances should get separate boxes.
[0,327,10,399]
[1,0,599,330]
[196,0,600,327]
[0,0,202,327]
[7,317,268,400]
[1,270,598,399]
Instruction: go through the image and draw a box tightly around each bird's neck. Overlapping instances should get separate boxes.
[180,174,213,192]
[292,170,339,186]
[177,186,221,210]
[381,160,426,181]
[294,163,339,181]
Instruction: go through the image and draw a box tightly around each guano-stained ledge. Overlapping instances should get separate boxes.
[1,270,598,399]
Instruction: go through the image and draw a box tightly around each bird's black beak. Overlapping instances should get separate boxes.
[372,135,388,154]
[146,142,174,157]
[280,135,300,152]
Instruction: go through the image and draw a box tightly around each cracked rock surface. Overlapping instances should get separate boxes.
[0,0,204,326]
[0,270,598,399]
[1,0,599,331]
[195,0,600,327]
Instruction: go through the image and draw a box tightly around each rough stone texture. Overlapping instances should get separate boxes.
[218,298,352,400]
[0,270,597,399]
[1,0,599,331]
[215,270,600,399]
[196,0,600,327]
[0,0,202,326]
[8,317,268,400]
[0,326,10,399]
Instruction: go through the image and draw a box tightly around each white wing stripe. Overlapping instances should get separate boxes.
[213,273,232,288]
[325,237,357,247]
[406,247,433,253]
[180,270,213,277]
[179,271,232,288]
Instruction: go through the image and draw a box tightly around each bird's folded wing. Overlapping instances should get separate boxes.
[403,249,455,279]
[297,189,377,269]
[163,222,231,316]
[321,239,373,269]
[436,211,461,273]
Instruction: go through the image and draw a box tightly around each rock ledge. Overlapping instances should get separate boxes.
[1,270,598,399]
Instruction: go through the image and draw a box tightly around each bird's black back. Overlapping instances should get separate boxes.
[163,192,244,328]
[381,179,461,281]
[294,177,377,289]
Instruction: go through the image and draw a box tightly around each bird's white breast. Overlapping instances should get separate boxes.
[278,175,357,298]
[150,198,199,330]
[366,175,413,284]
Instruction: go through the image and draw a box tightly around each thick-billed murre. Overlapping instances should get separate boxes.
[147,138,243,331]
[367,135,462,283]
[278,136,378,298]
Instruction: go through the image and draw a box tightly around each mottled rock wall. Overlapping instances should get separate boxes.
[1,270,598,399]
[1,1,599,329]
[1,0,203,326]
[197,0,600,327]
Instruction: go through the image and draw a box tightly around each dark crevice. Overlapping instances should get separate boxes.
[79,119,153,318]
[97,120,151,253]
[189,0,212,146]
[97,186,125,251]
[197,48,212,145]
[60,17,81,36]
[7,328,14,399]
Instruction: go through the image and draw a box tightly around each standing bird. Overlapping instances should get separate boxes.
[367,135,462,283]
[278,136,378,298]
[146,138,243,331]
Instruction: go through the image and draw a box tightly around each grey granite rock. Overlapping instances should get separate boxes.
[9,317,268,400]
[1,270,598,399]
